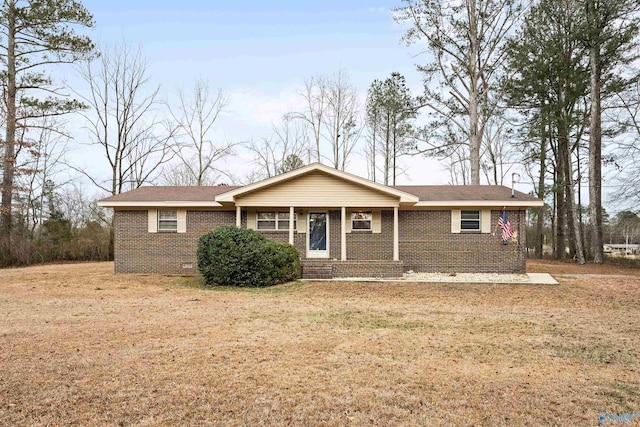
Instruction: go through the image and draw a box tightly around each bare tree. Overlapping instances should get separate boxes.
[447,145,471,185]
[15,117,71,235]
[289,69,362,170]
[395,0,524,184]
[166,79,234,186]
[480,117,517,185]
[248,116,308,179]
[57,184,111,230]
[287,77,326,163]
[74,42,177,196]
[613,81,640,210]
[322,69,361,171]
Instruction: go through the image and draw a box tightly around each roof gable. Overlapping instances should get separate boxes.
[215,163,420,205]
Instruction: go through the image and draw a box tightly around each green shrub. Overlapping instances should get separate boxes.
[197,226,301,287]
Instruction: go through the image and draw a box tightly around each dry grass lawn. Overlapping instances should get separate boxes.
[1,261,639,426]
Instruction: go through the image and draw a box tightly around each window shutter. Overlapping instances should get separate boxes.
[177,210,187,233]
[481,210,491,233]
[345,209,352,233]
[451,210,461,233]
[148,209,158,233]
[297,210,306,233]
[247,209,256,230]
[372,210,382,234]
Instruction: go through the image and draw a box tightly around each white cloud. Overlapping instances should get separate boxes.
[226,84,307,128]
[367,7,390,15]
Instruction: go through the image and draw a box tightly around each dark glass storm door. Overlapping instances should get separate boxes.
[307,212,329,258]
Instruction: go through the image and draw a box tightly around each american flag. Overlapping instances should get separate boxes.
[498,210,514,243]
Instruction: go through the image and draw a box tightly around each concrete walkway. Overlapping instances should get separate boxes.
[305,272,558,285]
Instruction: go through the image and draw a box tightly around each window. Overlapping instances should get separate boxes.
[158,210,178,232]
[257,211,297,230]
[351,211,372,230]
[460,210,480,231]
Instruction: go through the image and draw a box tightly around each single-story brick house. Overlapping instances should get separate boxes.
[98,163,543,278]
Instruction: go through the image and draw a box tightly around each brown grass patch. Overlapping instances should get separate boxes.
[527,258,640,275]
[1,262,639,425]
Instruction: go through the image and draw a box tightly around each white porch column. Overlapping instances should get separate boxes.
[341,206,347,261]
[236,206,241,227]
[289,206,295,245]
[393,206,399,261]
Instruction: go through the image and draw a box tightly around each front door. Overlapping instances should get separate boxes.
[307,211,329,258]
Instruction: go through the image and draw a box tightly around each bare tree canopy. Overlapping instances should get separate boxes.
[395,0,524,184]
[164,79,235,186]
[74,42,178,195]
[289,69,361,171]
[248,116,308,179]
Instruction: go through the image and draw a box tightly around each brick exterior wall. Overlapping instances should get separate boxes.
[346,210,393,260]
[398,210,526,273]
[114,210,235,274]
[332,260,403,278]
[259,231,306,256]
[114,208,526,275]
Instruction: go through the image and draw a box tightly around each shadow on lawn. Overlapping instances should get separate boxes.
[173,276,308,294]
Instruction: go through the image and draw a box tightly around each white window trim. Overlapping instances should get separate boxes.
[148,209,158,233]
[256,211,297,231]
[351,211,372,231]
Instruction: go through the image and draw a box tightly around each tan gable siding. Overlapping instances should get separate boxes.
[235,171,399,207]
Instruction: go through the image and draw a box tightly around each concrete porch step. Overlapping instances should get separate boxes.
[301,261,333,279]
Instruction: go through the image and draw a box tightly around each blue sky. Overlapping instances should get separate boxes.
[74,0,451,185]
[85,1,419,88]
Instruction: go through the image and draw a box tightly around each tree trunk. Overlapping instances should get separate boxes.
[1,1,17,233]
[589,44,604,263]
[392,124,397,185]
[562,134,586,264]
[468,0,481,185]
[551,186,557,257]
[371,121,377,182]
[384,113,390,185]
[575,143,585,257]
[555,146,566,260]
[535,132,547,258]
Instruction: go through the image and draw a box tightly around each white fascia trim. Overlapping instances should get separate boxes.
[215,163,420,203]
[235,201,400,208]
[96,201,223,208]
[414,200,544,207]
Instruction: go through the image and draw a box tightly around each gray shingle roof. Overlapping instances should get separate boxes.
[392,185,539,202]
[99,186,241,202]
[99,184,537,203]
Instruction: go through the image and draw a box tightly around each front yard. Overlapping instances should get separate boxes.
[1,262,639,425]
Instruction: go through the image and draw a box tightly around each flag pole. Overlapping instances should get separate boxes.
[493,207,505,236]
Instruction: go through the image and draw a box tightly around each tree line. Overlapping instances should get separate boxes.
[1,0,640,266]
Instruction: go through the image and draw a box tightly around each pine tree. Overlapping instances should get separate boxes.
[365,72,417,185]
[0,0,95,233]
[506,0,589,262]
[583,0,640,263]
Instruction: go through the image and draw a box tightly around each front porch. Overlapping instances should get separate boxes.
[236,207,401,262]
